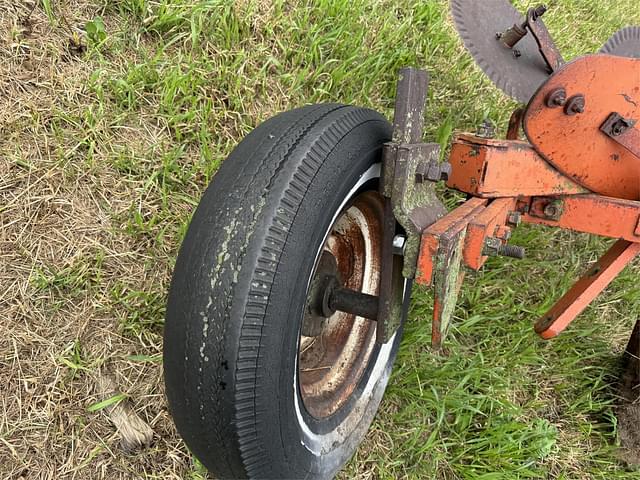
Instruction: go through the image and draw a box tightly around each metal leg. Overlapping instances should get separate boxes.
[535,240,640,339]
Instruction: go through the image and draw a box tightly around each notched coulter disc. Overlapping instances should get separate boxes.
[450,0,550,103]
[601,26,640,58]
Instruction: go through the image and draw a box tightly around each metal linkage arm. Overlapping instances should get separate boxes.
[535,240,640,339]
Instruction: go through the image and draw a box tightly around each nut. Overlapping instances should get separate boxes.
[545,88,566,108]
[564,95,585,116]
[507,211,522,226]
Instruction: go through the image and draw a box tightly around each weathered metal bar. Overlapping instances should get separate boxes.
[376,197,401,343]
[446,135,586,198]
[417,197,488,286]
[520,195,640,242]
[535,240,640,339]
[416,197,488,348]
[526,6,564,72]
[391,68,429,145]
[330,287,379,322]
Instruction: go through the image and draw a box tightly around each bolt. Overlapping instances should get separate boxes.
[416,159,452,183]
[612,123,627,136]
[499,243,526,259]
[513,49,522,58]
[610,118,634,136]
[392,235,406,256]
[564,95,585,116]
[542,199,563,220]
[483,237,525,259]
[531,4,548,20]
[495,32,503,39]
[543,204,558,218]
[545,88,566,108]
[507,211,522,226]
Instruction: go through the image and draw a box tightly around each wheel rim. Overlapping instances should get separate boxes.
[298,189,384,419]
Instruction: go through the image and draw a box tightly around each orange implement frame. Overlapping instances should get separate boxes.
[535,240,640,339]
[418,126,640,345]
[524,55,640,200]
[447,135,587,198]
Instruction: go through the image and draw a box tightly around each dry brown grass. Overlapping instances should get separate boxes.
[0,2,195,478]
[2,0,640,479]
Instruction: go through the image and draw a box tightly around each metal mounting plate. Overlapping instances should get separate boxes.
[450,0,550,103]
[601,26,640,58]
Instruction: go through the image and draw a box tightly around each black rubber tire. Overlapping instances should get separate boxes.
[164,104,410,479]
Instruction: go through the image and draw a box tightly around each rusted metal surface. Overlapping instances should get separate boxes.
[299,191,383,418]
[447,135,587,198]
[415,198,488,348]
[382,68,447,279]
[450,0,550,103]
[525,5,564,72]
[431,230,466,349]
[519,194,640,242]
[535,240,640,339]
[507,108,525,140]
[376,197,405,344]
[600,112,640,159]
[524,55,640,200]
[464,198,518,270]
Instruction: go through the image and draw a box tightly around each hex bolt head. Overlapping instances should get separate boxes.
[543,204,558,218]
[564,95,585,116]
[392,235,406,256]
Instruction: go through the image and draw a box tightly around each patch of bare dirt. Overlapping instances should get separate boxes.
[617,320,640,465]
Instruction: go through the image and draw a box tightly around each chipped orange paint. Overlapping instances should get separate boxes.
[463,198,517,270]
[535,239,640,339]
[447,135,587,198]
[416,197,487,286]
[521,194,640,242]
[524,54,640,200]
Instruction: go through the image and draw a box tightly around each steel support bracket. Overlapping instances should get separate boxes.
[600,112,640,159]
[377,67,448,343]
[525,6,564,72]
[381,67,447,279]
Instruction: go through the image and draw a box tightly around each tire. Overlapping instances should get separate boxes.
[164,104,411,479]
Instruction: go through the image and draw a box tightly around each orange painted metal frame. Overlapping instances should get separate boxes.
[420,131,640,343]
[535,239,640,339]
[417,197,488,286]
[518,195,640,242]
[524,55,640,200]
[447,135,587,198]
[416,55,640,345]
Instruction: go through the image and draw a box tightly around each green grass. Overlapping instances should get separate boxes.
[5,0,640,478]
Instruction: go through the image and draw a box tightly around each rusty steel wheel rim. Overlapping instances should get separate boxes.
[298,189,384,419]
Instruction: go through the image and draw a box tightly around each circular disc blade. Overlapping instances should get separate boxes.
[600,26,640,58]
[450,0,550,103]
